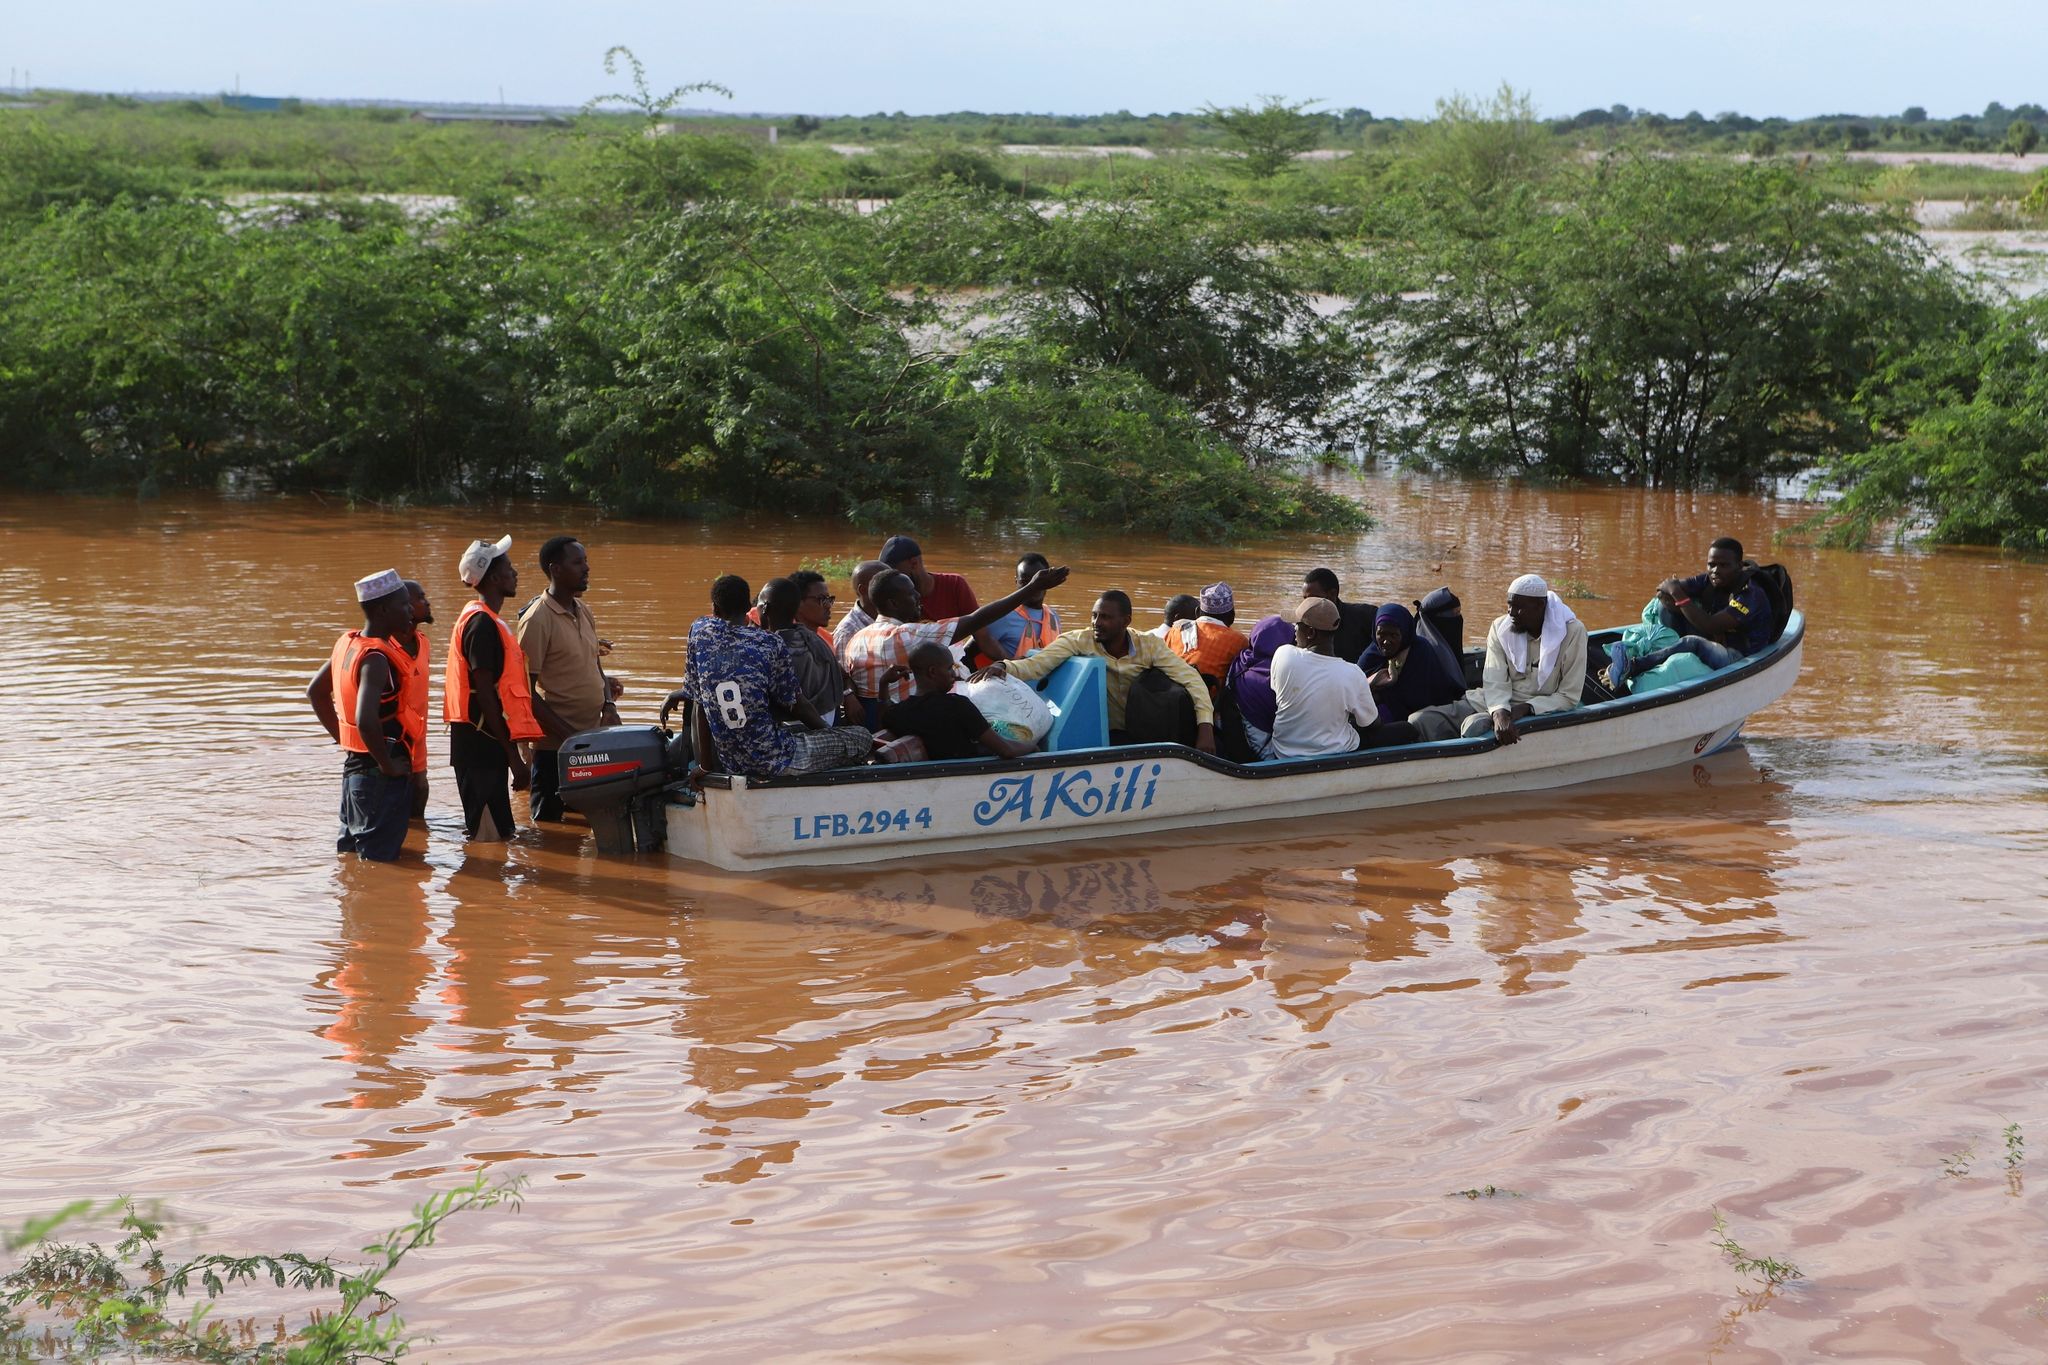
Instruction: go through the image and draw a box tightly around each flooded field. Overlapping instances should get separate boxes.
[2,469,2046,1361]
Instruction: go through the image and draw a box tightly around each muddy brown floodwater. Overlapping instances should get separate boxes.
[3,469,2046,1362]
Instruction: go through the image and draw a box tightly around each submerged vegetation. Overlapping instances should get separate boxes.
[1,64,2043,545]
[0,1173,523,1362]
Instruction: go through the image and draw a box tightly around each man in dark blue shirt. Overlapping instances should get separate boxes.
[1609,537,1775,691]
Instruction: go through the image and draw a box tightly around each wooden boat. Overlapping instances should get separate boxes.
[662,612,1804,871]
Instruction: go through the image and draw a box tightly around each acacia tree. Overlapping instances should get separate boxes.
[2007,119,2041,157]
[1198,96,1324,179]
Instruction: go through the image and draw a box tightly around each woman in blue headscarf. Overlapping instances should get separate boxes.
[1225,614,1294,757]
[1357,602,1465,730]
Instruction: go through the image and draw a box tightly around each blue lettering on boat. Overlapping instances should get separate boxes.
[974,775,1035,826]
[973,763,1163,828]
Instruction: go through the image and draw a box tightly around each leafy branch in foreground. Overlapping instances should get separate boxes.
[0,1172,524,1363]
[1709,1208,1801,1288]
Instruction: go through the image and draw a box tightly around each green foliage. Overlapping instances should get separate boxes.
[1820,298,2048,550]
[1361,151,1972,485]
[2007,119,2041,157]
[1198,96,1325,179]
[988,187,1365,455]
[0,1173,523,1363]
[1709,1209,1801,1287]
[948,337,1366,540]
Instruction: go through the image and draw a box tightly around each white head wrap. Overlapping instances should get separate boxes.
[354,568,403,603]
[458,534,513,586]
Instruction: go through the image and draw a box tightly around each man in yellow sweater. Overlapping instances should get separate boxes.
[986,589,1217,754]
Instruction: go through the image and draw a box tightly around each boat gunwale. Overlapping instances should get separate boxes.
[690,612,1805,792]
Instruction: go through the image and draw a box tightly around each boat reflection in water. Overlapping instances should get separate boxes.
[314,745,1793,1179]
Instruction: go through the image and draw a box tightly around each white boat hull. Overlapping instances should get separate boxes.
[667,615,1803,871]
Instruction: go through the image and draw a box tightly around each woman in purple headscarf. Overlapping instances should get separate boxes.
[1224,615,1294,757]
[1358,602,1466,730]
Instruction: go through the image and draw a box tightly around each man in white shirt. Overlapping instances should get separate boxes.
[1410,572,1586,744]
[1267,597,1382,759]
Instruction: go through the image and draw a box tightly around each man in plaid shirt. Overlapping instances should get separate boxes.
[847,562,1071,707]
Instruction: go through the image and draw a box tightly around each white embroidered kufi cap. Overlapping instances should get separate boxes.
[354,568,404,602]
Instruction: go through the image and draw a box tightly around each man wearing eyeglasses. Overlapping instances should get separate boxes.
[764,573,859,726]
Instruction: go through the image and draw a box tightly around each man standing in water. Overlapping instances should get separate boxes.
[399,578,433,818]
[311,570,419,862]
[516,535,620,822]
[445,535,546,841]
[307,574,434,823]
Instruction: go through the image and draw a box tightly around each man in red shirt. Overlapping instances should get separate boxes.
[879,535,1000,667]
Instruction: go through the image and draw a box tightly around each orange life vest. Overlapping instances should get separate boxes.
[399,632,430,772]
[1010,605,1060,655]
[332,631,424,767]
[442,600,545,741]
[1169,618,1249,684]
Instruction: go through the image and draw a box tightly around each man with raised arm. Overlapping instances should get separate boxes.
[1409,573,1586,745]
[846,561,1072,709]
[986,590,1218,754]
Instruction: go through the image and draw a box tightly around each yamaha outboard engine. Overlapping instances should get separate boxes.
[554,712,693,854]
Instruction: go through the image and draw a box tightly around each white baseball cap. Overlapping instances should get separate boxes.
[458,534,513,586]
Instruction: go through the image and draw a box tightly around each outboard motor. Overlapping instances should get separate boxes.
[554,717,692,854]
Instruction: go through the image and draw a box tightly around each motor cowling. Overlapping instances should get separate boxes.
[554,725,689,854]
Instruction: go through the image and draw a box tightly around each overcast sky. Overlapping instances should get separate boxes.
[6,0,2042,119]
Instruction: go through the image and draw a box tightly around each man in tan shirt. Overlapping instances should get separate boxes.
[516,535,621,820]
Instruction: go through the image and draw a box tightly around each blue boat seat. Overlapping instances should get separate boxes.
[1031,656,1110,752]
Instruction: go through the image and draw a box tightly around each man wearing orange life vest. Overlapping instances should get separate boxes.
[310,569,419,862]
[1164,582,1251,698]
[399,578,434,818]
[445,535,546,842]
[982,551,1064,663]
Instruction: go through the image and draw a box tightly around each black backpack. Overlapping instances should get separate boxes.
[1123,667,1197,747]
[1745,561,1796,640]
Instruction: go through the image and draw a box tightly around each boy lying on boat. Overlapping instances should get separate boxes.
[1602,537,1776,694]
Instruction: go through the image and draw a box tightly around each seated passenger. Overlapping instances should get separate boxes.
[1268,598,1391,758]
[985,590,1218,753]
[1410,573,1586,745]
[880,534,1002,673]
[1359,603,1466,728]
[982,551,1063,663]
[1606,537,1775,692]
[1147,593,1201,639]
[832,560,889,671]
[759,576,858,726]
[1164,583,1251,697]
[878,641,1037,761]
[1302,567,1377,666]
[1224,615,1293,757]
[685,575,874,778]
[847,561,1070,708]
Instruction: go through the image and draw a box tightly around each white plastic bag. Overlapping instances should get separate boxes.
[956,674,1054,743]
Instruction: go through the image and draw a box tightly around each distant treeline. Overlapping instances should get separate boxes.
[1,75,2042,547]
